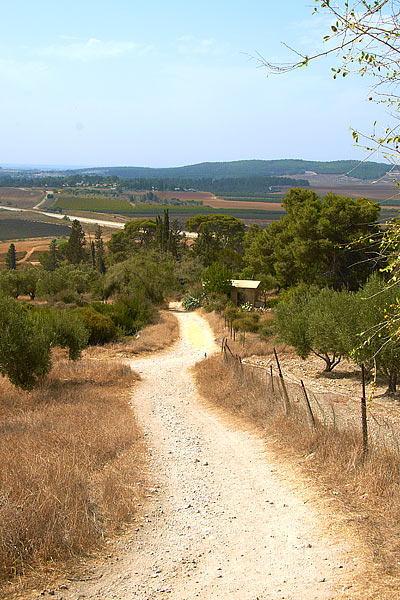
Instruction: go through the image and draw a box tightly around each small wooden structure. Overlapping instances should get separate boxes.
[230,280,261,306]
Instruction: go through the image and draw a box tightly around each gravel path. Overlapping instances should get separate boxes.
[57,310,363,600]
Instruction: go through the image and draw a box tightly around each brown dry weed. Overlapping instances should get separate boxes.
[193,355,400,599]
[85,310,179,360]
[0,355,145,595]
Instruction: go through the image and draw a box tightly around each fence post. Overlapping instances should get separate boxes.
[273,347,290,414]
[300,379,315,428]
[270,364,274,393]
[361,363,368,459]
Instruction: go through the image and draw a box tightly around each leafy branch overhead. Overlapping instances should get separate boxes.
[260,0,400,163]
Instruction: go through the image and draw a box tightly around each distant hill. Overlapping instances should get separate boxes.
[80,159,391,181]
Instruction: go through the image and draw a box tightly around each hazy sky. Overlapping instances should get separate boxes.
[0,0,392,167]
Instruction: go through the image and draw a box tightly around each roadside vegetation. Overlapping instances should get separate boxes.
[2,183,400,594]
[193,354,400,595]
[0,354,144,596]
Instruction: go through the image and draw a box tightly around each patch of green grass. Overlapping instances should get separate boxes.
[55,195,133,212]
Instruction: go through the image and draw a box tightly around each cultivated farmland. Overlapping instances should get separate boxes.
[0,218,71,241]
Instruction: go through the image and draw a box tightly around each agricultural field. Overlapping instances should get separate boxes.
[204,196,284,211]
[0,187,44,209]
[0,217,71,241]
[54,195,133,213]
[54,194,285,222]
[52,184,400,227]
[221,195,285,202]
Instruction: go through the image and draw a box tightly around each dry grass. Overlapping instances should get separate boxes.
[0,354,145,595]
[202,310,281,358]
[85,310,179,359]
[193,355,400,599]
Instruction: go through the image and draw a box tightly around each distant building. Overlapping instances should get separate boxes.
[230,280,261,306]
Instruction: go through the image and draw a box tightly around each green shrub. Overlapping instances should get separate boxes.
[0,296,51,390]
[224,302,239,322]
[112,295,154,335]
[39,310,89,360]
[73,308,119,345]
[182,293,201,311]
[91,296,154,335]
[0,299,89,390]
[203,292,228,313]
[56,289,81,305]
[258,319,276,339]
[264,297,280,309]
[232,313,260,333]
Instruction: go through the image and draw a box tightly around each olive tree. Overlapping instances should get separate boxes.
[275,285,360,371]
[0,298,88,390]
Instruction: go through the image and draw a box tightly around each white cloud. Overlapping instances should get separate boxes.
[35,38,155,62]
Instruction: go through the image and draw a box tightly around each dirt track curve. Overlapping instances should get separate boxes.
[57,310,364,600]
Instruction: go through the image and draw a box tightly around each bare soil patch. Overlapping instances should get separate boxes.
[206,196,283,210]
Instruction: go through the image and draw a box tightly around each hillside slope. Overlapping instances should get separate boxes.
[81,159,391,181]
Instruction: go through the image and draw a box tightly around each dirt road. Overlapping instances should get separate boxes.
[57,310,363,600]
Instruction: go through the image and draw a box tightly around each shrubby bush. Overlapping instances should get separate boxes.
[258,318,275,340]
[111,295,154,335]
[182,293,201,311]
[203,292,229,313]
[36,264,101,301]
[264,297,280,309]
[232,313,260,333]
[72,307,119,345]
[0,297,88,390]
[35,309,89,360]
[104,251,176,304]
[91,295,154,335]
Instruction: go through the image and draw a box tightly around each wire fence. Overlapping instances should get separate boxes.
[221,338,400,457]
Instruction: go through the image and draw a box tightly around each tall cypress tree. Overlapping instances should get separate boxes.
[6,243,16,270]
[48,239,59,271]
[163,209,170,252]
[90,241,96,268]
[94,225,106,273]
[66,220,86,264]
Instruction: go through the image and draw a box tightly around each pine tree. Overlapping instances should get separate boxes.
[48,239,59,271]
[155,209,171,254]
[163,209,170,252]
[94,225,106,273]
[168,219,182,258]
[66,220,86,264]
[6,243,16,270]
[91,241,96,268]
